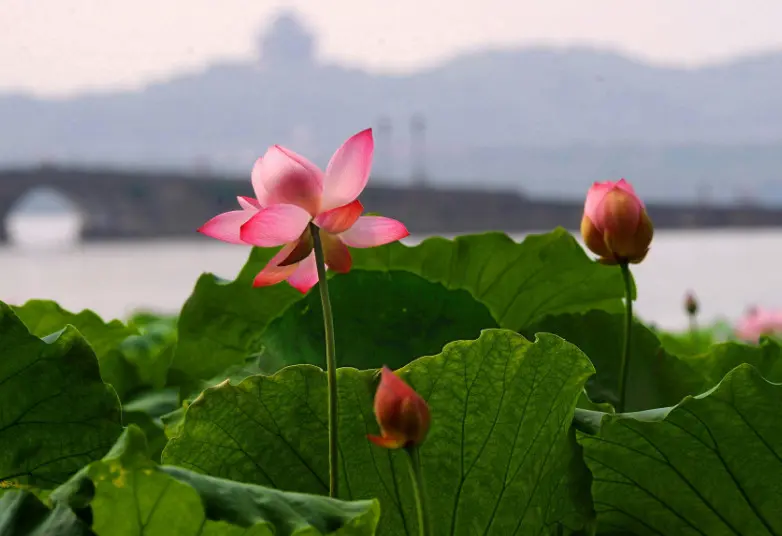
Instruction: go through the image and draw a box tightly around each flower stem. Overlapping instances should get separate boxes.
[310,223,339,498]
[688,314,698,335]
[617,262,633,413]
[688,313,700,350]
[404,446,431,536]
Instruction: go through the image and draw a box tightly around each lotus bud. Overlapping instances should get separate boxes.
[368,366,430,449]
[685,291,698,316]
[581,178,654,264]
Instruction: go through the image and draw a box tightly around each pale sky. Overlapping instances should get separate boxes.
[3,0,782,97]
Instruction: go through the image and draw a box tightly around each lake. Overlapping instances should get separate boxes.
[1,214,778,332]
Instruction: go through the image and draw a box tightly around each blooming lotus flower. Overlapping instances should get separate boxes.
[581,178,654,264]
[735,306,782,342]
[198,129,409,293]
[368,366,430,449]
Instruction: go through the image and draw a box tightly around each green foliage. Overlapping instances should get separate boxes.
[121,388,180,461]
[12,300,137,361]
[527,311,706,411]
[10,300,179,464]
[0,303,123,489]
[6,228,782,535]
[655,329,715,358]
[118,314,180,461]
[654,318,736,357]
[168,247,301,393]
[119,317,176,392]
[52,426,380,535]
[679,336,782,386]
[349,229,629,329]
[0,490,93,536]
[163,330,597,534]
[13,300,139,399]
[12,300,177,400]
[263,270,498,370]
[578,364,782,535]
[172,229,627,388]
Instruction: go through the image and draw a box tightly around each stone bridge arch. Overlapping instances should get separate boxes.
[5,186,85,246]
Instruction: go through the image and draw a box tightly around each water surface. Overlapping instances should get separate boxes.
[2,215,777,331]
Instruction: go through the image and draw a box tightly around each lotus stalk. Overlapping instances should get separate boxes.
[581,178,654,412]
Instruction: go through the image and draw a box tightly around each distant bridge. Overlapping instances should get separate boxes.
[0,166,781,241]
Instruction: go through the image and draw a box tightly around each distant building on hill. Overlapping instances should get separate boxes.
[258,11,317,70]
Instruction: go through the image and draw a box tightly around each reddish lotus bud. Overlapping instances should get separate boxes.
[684,291,698,316]
[367,366,430,449]
[581,178,654,265]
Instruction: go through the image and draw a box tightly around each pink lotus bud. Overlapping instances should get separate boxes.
[581,178,654,264]
[368,366,430,449]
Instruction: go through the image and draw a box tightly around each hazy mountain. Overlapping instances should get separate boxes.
[4,11,782,203]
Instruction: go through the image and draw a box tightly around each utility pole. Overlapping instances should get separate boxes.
[409,113,427,187]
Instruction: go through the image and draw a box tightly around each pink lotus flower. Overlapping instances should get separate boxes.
[198,129,409,293]
[581,178,654,264]
[735,306,782,342]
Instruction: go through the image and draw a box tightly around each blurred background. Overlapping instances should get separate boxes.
[2,0,782,330]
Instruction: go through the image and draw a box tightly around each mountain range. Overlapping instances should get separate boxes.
[3,12,782,203]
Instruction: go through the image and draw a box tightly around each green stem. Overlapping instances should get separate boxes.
[405,446,431,536]
[310,223,339,498]
[617,262,633,413]
[688,314,698,335]
[688,314,700,350]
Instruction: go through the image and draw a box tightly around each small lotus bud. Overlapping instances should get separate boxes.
[367,366,430,449]
[581,178,654,265]
[685,291,698,316]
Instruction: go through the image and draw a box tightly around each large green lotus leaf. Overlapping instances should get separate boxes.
[578,364,782,535]
[655,319,736,359]
[679,336,782,387]
[526,311,706,411]
[54,426,380,536]
[160,467,380,536]
[655,330,716,358]
[350,229,628,330]
[262,270,498,370]
[171,229,625,389]
[164,358,274,440]
[0,303,123,489]
[12,300,140,399]
[169,246,301,392]
[163,330,597,535]
[0,489,93,536]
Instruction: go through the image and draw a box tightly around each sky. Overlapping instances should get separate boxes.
[3,0,782,97]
